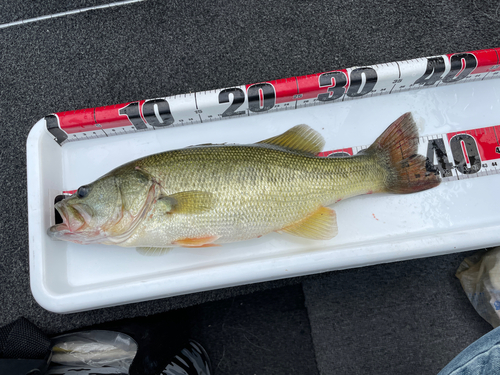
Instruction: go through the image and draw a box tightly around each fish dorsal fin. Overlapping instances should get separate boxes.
[278,206,338,240]
[187,142,228,148]
[257,125,325,155]
[136,247,173,256]
[157,190,214,215]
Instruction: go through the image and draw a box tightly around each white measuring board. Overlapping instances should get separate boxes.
[27,48,500,313]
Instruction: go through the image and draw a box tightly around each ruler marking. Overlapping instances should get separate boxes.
[194,92,199,110]
[389,83,396,94]
[390,62,402,95]
[482,48,500,81]
[93,107,107,136]
[435,57,445,88]
[493,125,500,146]
[294,77,299,110]
[194,92,203,123]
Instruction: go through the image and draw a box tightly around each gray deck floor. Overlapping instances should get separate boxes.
[1,1,498,373]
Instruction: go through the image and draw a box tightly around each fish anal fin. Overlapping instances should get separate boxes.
[174,235,220,248]
[257,125,325,155]
[136,247,174,256]
[158,190,214,214]
[279,206,338,240]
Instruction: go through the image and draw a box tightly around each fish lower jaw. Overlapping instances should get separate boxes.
[47,223,108,245]
[47,224,87,243]
[48,223,69,234]
[47,224,69,241]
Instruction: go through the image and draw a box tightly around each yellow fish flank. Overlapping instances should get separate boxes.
[48,112,441,254]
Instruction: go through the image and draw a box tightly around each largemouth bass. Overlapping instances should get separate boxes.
[48,112,440,254]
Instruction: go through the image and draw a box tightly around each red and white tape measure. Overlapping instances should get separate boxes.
[46,48,500,146]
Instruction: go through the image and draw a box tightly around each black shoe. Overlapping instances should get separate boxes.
[47,366,124,374]
[46,338,211,375]
[161,340,211,375]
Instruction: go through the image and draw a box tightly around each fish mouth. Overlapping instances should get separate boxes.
[47,202,89,240]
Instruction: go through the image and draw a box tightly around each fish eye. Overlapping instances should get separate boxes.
[77,185,90,198]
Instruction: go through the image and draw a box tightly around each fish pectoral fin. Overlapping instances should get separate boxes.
[136,247,174,256]
[174,235,220,248]
[257,124,325,155]
[278,206,338,240]
[157,190,214,214]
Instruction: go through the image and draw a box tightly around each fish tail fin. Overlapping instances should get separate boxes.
[365,112,441,194]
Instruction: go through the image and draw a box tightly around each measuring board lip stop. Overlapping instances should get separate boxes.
[42,47,500,146]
